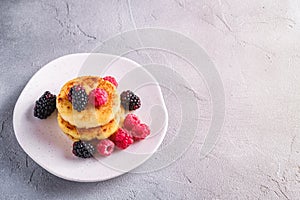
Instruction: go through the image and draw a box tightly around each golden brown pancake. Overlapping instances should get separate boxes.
[57,107,125,141]
[56,76,120,128]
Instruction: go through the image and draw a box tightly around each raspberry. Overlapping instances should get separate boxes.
[120,90,141,111]
[103,76,118,87]
[69,85,88,112]
[34,91,56,119]
[131,123,150,141]
[97,139,115,156]
[123,114,140,130]
[110,128,133,149]
[89,88,108,107]
[72,141,95,158]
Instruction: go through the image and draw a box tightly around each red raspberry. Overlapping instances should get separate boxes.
[131,123,150,141]
[123,114,140,130]
[96,139,115,156]
[89,88,108,107]
[110,128,133,149]
[103,76,118,87]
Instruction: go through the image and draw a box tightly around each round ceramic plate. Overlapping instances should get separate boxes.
[13,53,168,182]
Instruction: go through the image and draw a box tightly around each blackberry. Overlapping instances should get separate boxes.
[69,85,88,112]
[34,91,56,119]
[120,90,141,111]
[72,140,95,158]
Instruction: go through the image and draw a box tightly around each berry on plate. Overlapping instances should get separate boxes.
[120,90,141,111]
[131,123,150,141]
[34,91,56,119]
[97,139,115,156]
[89,88,108,107]
[68,85,88,112]
[110,128,133,149]
[72,140,95,158]
[123,114,140,130]
[103,76,118,87]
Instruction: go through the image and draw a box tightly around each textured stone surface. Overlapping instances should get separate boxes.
[1,0,300,199]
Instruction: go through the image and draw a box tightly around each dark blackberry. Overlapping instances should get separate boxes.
[120,90,141,111]
[72,141,95,158]
[34,91,56,119]
[69,85,88,112]
[129,95,141,110]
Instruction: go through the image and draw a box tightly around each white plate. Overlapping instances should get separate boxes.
[13,53,168,182]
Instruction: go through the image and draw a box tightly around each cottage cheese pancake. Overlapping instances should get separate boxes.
[57,107,125,141]
[56,76,120,128]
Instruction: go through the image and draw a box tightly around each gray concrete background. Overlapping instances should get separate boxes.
[1,0,300,199]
